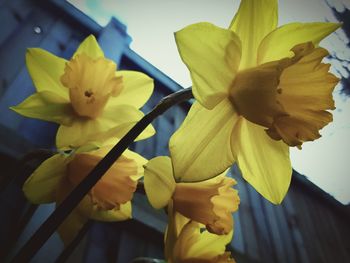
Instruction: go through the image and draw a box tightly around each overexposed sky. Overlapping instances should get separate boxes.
[69,0,350,204]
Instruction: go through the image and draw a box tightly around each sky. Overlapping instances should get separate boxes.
[68,0,350,204]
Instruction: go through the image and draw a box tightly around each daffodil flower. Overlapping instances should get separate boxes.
[11,35,155,149]
[22,144,147,244]
[170,0,340,203]
[165,201,236,263]
[144,156,240,235]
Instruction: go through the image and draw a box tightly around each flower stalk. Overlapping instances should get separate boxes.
[54,220,93,263]
[11,87,193,263]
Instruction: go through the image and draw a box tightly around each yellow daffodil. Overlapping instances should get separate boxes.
[23,144,147,244]
[11,35,155,149]
[170,0,340,204]
[144,156,240,235]
[165,201,236,263]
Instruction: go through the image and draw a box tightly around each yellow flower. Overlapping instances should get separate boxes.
[144,156,240,235]
[165,202,236,263]
[170,0,340,204]
[11,35,155,149]
[22,144,147,244]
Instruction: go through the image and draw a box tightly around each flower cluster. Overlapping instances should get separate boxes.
[144,156,240,261]
[12,0,340,261]
[14,35,154,244]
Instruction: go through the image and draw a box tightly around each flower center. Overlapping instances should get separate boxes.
[229,42,338,148]
[84,90,93,98]
[60,53,123,119]
[229,59,288,128]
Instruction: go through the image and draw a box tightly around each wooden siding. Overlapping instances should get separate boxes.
[229,168,350,263]
[0,1,349,263]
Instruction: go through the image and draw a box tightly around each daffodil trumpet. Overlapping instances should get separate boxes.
[170,0,341,204]
[23,144,147,245]
[144,156,240,236]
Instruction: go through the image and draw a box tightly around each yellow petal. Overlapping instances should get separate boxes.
[56,105,154,149]
[57,170,133,222]
[56,120,103,150]
[232,119,292,204]
[258,22,341,64]
[165,201,190,261]
[144,156,176,209]
[57,209,88,246]
[11,91,73,125]
[175,22,241,109]
[169,99,238,182]
[88,202,132,222]
[23,154,69,204]
[100,122,155,146]
[95,104,155,142]
[137,125,156,141]
[73,34,104,59]
[188,229,233,258]
[122,149,148,180]
[174,220,233,260]
[113,70,154,109]
[75,143,100,154]
[91,106,155,146]
[229,0,278,69]
[26,48,68,99]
